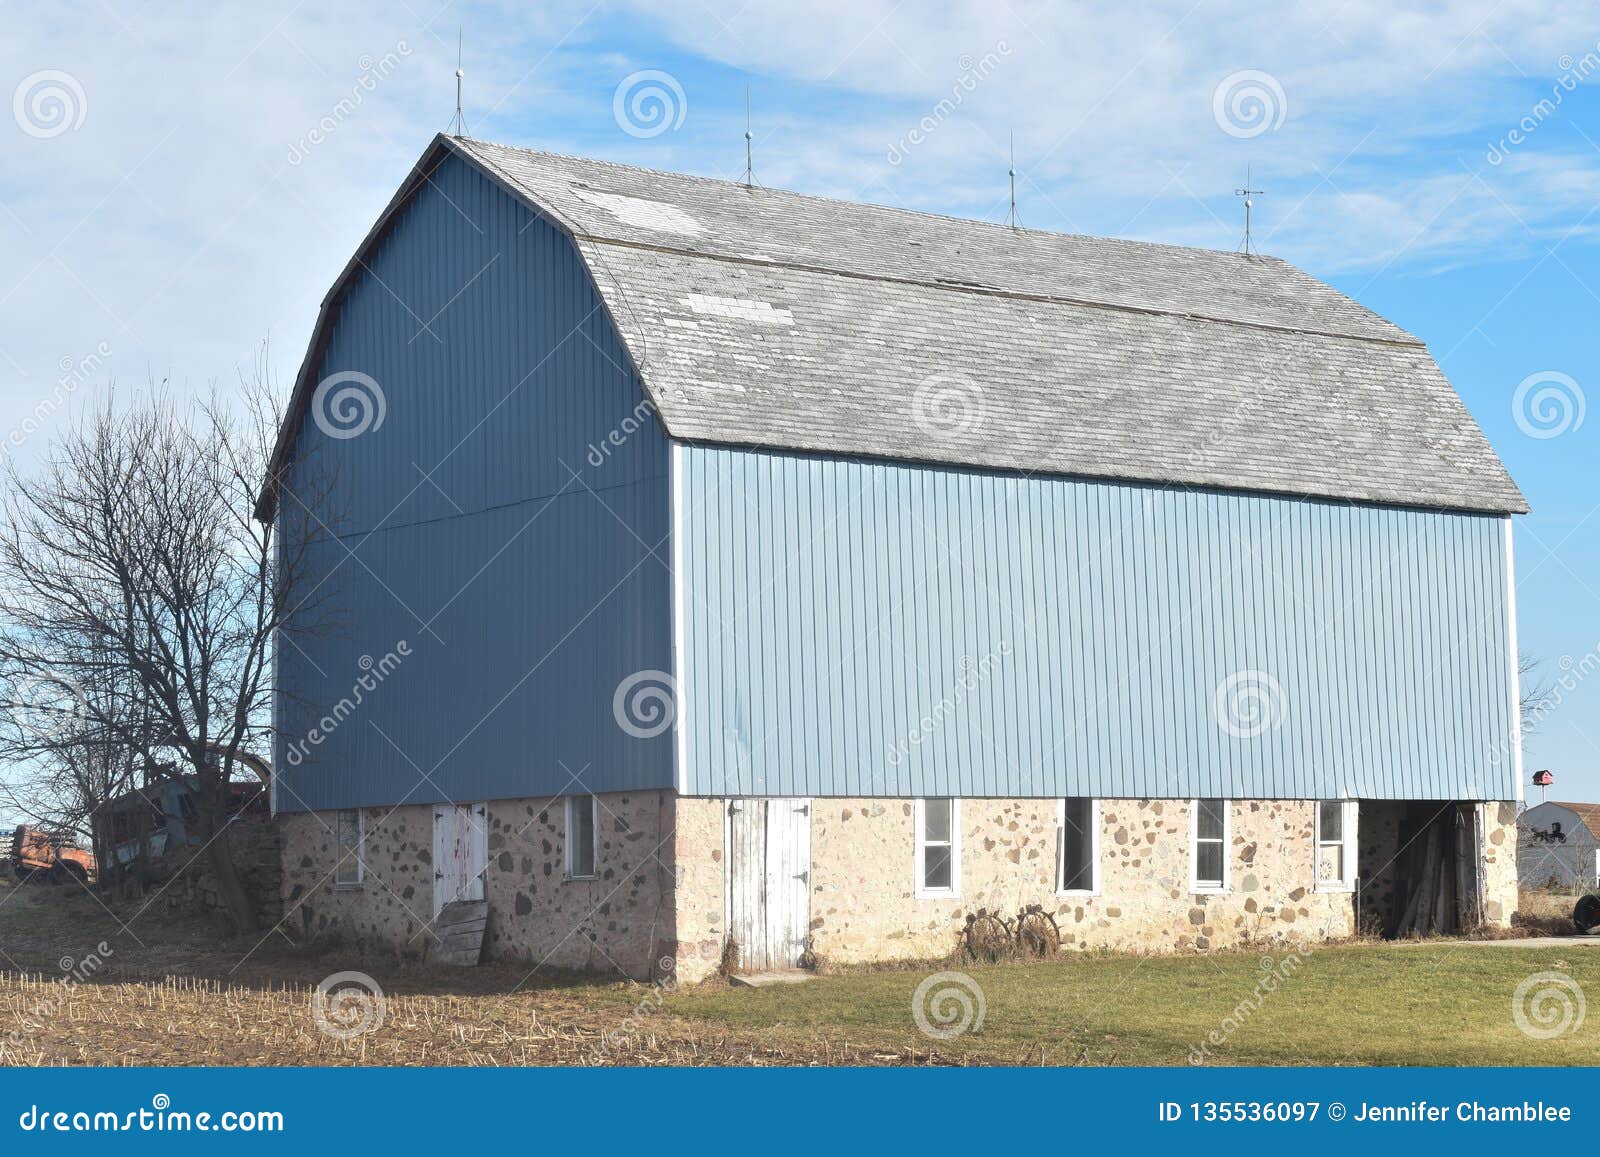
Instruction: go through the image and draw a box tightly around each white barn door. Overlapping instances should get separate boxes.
[432,802,487,915]
[727,799,812,972]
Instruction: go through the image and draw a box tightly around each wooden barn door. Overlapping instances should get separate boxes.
[727,799,811,972]
[432,802,487,916]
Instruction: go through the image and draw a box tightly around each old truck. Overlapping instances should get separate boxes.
[7,825,95,884]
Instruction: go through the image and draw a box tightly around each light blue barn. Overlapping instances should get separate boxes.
[262,134,1526,979]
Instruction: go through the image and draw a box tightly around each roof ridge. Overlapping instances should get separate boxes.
[458,135,1300,269]
[578,232,1429,349]
[455,134,1414,346]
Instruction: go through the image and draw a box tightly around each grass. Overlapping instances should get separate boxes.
[2,877,1597,1066]
[653,943,1600,1065]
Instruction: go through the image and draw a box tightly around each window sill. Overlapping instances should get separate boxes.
[1190,886,1231,896]
[1314,883,1355,894]
[332,882,364,892]
[1056,888,1100,899]
[565,873,598,882]
[915,888,960,901]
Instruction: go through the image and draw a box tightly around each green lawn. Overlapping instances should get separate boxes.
[655,943,1600,1065]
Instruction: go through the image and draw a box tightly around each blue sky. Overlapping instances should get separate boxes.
[3,1,1598,800]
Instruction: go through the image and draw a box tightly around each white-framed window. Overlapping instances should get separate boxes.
[565,794,597,880]
[1190,799,1230,893]
[1316,800,1359,892]
[914,798,960,898]
[1057,797,1100,895]
[334,808,364,887]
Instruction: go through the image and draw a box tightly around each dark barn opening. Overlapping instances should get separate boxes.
[1358,801,1486,938]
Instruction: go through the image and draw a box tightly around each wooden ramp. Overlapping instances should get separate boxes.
[430,900,488,966]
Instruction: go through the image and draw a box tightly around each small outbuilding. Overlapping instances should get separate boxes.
[1519,801,1600,889]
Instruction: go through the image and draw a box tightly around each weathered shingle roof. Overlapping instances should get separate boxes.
[263,134,1527,517]
[453,137,1523,515]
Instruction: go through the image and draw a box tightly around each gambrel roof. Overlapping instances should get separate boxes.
[262,133,1526,518]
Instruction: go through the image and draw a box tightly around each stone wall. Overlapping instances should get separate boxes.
[279,790,676,978]
[482,792,674,978]
[669,796,727,984]
[279,804,434,950]
[280,792,1520,983]
[797,798,1356,966]
[141,816,282,930]
[1482,801,1518,926]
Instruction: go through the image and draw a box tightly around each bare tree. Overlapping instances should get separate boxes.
[1520,650,1556,739]
[0,370,334,931]
[0,655,150,865]
[0,563,154,871]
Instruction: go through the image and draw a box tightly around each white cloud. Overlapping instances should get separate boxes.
[608,0,1600,264]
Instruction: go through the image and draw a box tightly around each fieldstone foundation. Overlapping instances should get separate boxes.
[804,798,1355,967]
[668,796,1519,983]
[281,793,1518,985]
[279,790,675,979]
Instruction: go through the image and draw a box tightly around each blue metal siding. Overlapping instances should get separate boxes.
[274,154,672,812]
[677,446,1516,801]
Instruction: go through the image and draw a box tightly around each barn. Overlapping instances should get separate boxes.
[263,133,1525,981]
[1519,801,1600,889]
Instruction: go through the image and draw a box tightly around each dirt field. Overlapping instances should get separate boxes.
[0,878,913,1066]
[2,877,1596,1066]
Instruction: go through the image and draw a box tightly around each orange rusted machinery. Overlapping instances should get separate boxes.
[7,825,95,884]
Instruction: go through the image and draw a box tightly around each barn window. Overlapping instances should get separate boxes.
[565,795,597,879]
[915,798,960,897]
[1190,799,1230,893]
[334,809,364,887]
[1316,800,1358,891]
[1057,797,1099,894]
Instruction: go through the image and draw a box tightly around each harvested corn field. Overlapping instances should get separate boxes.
[2,880,1598,1067]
